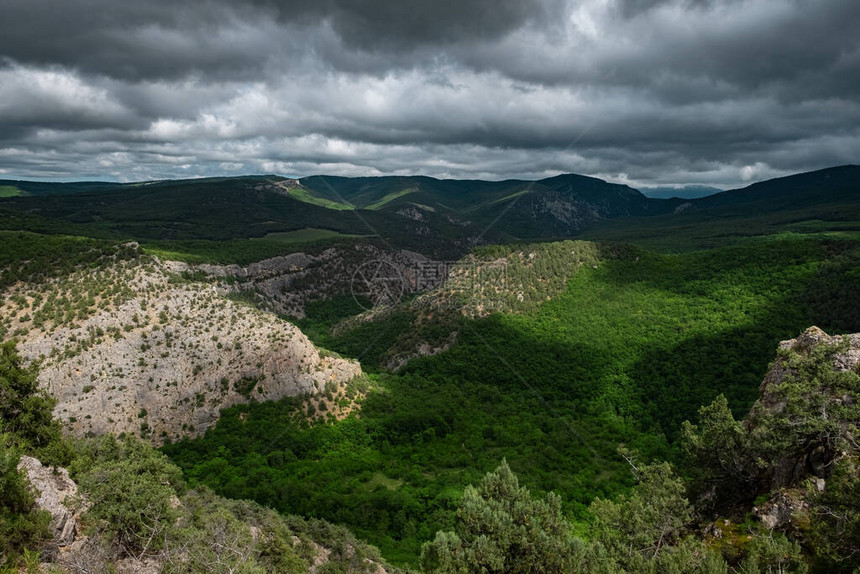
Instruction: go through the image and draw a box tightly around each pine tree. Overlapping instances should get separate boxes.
[0,340,59,450]
[421,460,583,573]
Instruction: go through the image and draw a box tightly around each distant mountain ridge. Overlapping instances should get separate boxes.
[695,164,860,211]
[1,165,857,258]
[640,185,722,199]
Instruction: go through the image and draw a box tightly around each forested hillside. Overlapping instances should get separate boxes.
[163,235,860,566]
[419,322,860,574]
[0,341,402,572]
[2,166,859,571]
[3,166,856,262]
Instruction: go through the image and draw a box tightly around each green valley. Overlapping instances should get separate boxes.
[162,235,860,566]
[1,166,859,572]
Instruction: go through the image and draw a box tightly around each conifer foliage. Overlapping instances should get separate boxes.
[421,460,582,573]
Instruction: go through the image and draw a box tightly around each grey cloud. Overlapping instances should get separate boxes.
[459,0,860,102]
[614,0,734,19]
[0,0,858,188]
[0,1,295,81]
[251,0,558,49]
[0,0,557,81]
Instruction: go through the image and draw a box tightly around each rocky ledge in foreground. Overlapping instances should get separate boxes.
[742,327,860,532]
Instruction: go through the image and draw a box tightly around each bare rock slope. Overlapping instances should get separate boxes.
[1,248,361,443]
[166,243,431,318]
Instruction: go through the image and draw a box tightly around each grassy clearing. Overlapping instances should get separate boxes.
[0,186,24,198]
[365,189,416,210]
[260,228,366,242]
[286,187,354,210]
[463,188,532,213]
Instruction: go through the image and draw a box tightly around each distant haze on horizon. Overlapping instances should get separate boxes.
[1,0,858,188]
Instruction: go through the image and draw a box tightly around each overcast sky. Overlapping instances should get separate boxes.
[1,0,858,187]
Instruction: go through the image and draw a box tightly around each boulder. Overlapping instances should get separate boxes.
[754,489,808,530]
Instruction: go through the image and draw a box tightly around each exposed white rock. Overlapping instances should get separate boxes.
[17,456,83,548]
[165,244,430,318]
[3,255,361,444]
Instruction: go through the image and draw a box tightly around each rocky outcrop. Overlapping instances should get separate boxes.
[2,255,361,444]
[757,326,860,413]
[395,206,426,221]
[753,489,809,530]
[163,251,316,280]
[166,244,432,318]
[17,456,84,550]
[19,456,395,574]
[384,332,458,372]
[302,538,389,574]
[747,326,860,490]
[741,326,860,532]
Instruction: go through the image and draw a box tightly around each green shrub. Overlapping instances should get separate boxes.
[422,460,584,573]
[72,435,185,554]
[0,341,68,462]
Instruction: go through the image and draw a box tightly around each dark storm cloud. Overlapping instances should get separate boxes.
[0,0,858,187]
[0,1,271,81]
[0,0,557,80]
[249,0,557,49]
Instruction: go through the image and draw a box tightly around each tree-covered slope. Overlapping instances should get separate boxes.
[695,164,860,212]
[162,235,860,566]
[0,176,486,259]
[0,341,402,573]
[3,165,858,257]
[584,166,860,251]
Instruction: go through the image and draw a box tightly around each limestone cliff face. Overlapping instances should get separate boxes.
[165,244,431,318]
[1,252,361,443]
